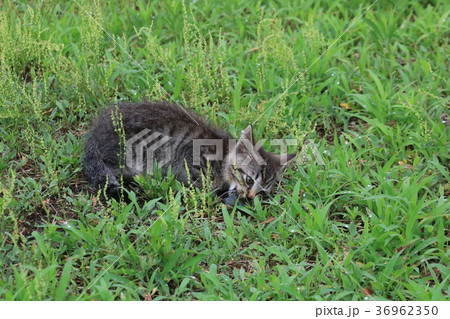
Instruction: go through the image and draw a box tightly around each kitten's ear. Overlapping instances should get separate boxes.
[285,153,297,164]
[240,125,254,145]
[277,153,297,172]
[235,125,254,155]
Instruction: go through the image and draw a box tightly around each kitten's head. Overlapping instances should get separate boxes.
[224,125,296,200]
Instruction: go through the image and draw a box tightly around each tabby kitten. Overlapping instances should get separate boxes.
[83,101,295,204]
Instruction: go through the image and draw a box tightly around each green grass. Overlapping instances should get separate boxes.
[0,0,449,301]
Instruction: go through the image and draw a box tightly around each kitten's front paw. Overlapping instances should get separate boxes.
[221,191,246,207]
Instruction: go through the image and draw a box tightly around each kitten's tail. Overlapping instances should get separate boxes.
[83,135,121,199]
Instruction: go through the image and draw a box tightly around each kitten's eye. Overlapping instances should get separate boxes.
[245,175,254,187]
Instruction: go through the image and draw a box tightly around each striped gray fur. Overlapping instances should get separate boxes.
[83,101,295,202]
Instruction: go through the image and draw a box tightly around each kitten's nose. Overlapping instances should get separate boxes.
[247,189,257,199]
